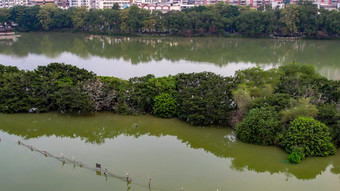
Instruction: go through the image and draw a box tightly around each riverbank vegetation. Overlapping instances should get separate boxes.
[0,1,339,38]
[0,63,339,163]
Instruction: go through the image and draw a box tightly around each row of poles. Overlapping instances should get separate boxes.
[16,139,174,190]
[0,137,219,191]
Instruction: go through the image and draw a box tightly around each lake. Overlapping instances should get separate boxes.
[0,113,339,191]
[0,32,339,80]
[1,33,340,191]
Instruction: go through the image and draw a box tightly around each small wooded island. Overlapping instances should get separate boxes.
[0,63,339,164]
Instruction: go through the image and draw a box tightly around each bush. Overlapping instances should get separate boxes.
[236,107,281,145]
[280,117,336,157]
[153,93,177,118]
[279,98,318,123]
[288,146,305,164]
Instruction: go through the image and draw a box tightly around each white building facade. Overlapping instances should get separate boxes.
[69,0,95,8]
[0,0,27,8]
[96,0,130,9]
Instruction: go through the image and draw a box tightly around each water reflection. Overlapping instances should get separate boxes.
[0,113,339,181]
[0,33,339,80]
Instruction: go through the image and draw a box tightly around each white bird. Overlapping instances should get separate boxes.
[61,153,64,159]
[72,156,75,161]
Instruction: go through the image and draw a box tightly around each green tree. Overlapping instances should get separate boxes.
[280,117,336,157]
[112,3,120,10]
[71,7,87,31]
[236,107,281,145]
[325,11,340,35]
[296,1,320,36]
[235,11,265,36]
[153,93,177,118]
[37,3,58,30]
[54,83,95,113]
[280,5,300,35]
[0,8,9,24]
[176,72,235,126]
[50,9,73,29]
[277,63,325,98]
[142,18,157,32]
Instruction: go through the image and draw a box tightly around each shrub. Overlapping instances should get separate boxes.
[280,117,336,157]
[236,107,281,145]
[288,146,305,164]
[153,93,177,118]
[279,98,318,123]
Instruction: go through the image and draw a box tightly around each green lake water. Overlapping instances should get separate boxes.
[0,113,340,191]
[0,32,340,80]
[1,33,340,190]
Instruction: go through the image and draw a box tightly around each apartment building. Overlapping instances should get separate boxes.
[0,0,27,8]
[96,0,130,9]
[69,0,95,8]
[0,0,339,10]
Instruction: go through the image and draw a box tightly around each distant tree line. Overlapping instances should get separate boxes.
[0,1,340,37]
[0,62,339,163]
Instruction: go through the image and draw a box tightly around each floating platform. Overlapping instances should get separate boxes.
[0,32,16,36]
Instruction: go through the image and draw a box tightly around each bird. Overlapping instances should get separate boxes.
[61,153,64,159]
[104,168,108,175]
[72,156,75,162]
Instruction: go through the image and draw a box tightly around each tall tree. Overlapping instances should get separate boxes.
[37,3,58,30]
[280,5,300,35]
[71,7,87,31]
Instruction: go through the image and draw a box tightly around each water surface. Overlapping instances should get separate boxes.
[0,113,339,191]
[0,33,339,80]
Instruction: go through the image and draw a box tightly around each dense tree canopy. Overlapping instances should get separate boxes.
[1,2,339,37]
[175,72,235,126]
